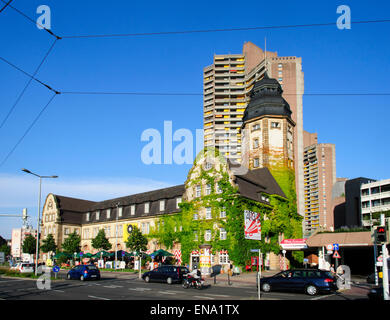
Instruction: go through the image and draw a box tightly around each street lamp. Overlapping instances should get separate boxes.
[115,202,120,270]
[22,168,58,276]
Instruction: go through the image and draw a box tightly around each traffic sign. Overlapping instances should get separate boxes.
[333,250,341,259]
[52,266,60,273]
[327,250,333,255]
[333,244,339,251]
[327,244,333,251]
[250,249,260,253]
[378,255,383,262]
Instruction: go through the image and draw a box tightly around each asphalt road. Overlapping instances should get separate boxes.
[0,275,370,301]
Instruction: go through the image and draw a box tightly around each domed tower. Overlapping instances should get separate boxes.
[241,73,295,171]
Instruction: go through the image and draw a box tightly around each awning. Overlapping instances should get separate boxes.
[306,231,373,248]
[280,238,307,250]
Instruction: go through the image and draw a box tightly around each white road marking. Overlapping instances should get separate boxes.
[88,295,110,300]
[129,288,152,291]
[53,290,64,293]
[310,294,336,300]
[193,295,214,300]
[103,285,123,288]
[204,293,230,298]
[158,291,177,295]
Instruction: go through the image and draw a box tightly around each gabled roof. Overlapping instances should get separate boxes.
[54,195,96,212]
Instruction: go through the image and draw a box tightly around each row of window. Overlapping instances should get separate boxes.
[194,228,227,241]
[193,207,226,220]
[86,198,182,222]
[362,198,390,208]
[361,184,390,196]
[194,184,223,197]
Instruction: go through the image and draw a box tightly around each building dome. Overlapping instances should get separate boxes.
[242,73,292,125]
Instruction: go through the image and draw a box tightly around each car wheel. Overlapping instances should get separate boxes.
[144,276,150,283]
[167,277,173,285]
[261,283,271,292]
[305,284,318,296]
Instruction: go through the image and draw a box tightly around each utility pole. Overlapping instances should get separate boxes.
[371,211,379,286]
[381,214,389,300]
[115,202,120,270]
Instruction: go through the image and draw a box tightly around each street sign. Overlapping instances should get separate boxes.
[327,244,333,251]
[250,249,260,253]
[378,255,383,262]
[333,244,339,251]
[333,250,341,259]
[303,258,309,263]
[327,250,333,255]
[52,266,60,273]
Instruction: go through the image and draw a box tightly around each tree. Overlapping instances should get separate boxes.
[40,234,57,254]
[0,244,10,256]
[125,225,147,253]
[22,234,36,254]
[91,229,112,251]
[61,231,81,254]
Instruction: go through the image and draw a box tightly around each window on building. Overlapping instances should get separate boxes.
[176,197,182,209]
[253,158,260,168]
[193,212,199,220]
[371,187,380,195]
[106,209,111,219]
[204,162,213,170]
[271,122,280,129]
[196,185,201,197]
[219,252,229,264]
[216,183,223,194]
[252,123,260,131]
[205,230,212,241]
[144,202,150,214]
[86,212,90,221]
[220,207,226,218]
[194,231,198,241]
[253,138,259,148]
[64,228,69,235]
[206,207,212,220]
[205,184,212,195]
[220,228,227,240]
[118,207,123,217]
[371,199,381,207]
[160,200,165,211]
[131,205,135,216]
[96,210,100,220]
[93,227,98,237]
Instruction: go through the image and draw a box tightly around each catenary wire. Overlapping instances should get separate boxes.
[0,39,59,131]
[0,92,57,168]
[0,0,13,13]
[60,19,390,39]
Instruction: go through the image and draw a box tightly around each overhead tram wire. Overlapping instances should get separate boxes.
[0,92,57,168]
[0,0,13,13]
[0,38,60,130]
[60,19,390,39]
[0,0,61,39]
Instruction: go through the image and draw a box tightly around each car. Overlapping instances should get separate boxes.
[142,265,189,284]
[367,286,384,300]
[66,264,100,281]
[18,263,34,273]
[10,263,21,271]
[258,269,338,296]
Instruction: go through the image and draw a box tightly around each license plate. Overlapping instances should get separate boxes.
[91,275,97,278]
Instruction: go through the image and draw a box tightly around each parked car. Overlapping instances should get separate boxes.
[10,263,21,271]
[142,265,189,284]
[66,264,100,281]
[259,269,338,296]
[367,286,384,300]
[18,263,35,273]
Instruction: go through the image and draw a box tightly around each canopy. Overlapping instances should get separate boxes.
[92,250,113,258]
[113,250,132,258]
[150,249,173,257]
[77,252,93,258]
[53,252,73,259]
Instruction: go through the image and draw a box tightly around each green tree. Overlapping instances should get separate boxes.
[0,244,11,256]
[40,234,57,254]
[91,229,112,251]
[61,231,81,254]
[125,226,147,253]
[22,234,36,254]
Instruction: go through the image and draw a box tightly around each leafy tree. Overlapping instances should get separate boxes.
[61,231,81,254]
[22,234,36,254]
[125,226,148,253]
[91,229,112,251]
[40,234,57,253]
[0,244,10,256]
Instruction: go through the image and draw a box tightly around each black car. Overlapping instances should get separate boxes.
[259,269,338,296]
[142,265,189,284]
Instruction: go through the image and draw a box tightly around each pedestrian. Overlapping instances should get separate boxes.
[330,264,336,276]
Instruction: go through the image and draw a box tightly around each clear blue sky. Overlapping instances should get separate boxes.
[0,0,389,238]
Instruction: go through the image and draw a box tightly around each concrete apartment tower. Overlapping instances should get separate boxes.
[203,41,304,215]
[303,131,336,236]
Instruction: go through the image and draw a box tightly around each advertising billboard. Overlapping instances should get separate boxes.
[244,210,261,241]
[122,222,139,242]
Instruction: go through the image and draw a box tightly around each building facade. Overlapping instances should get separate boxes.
[361,178,390,227]
[203,41,305,216]
[303,138,336,236]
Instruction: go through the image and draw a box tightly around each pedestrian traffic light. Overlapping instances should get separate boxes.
[375,226,387,243]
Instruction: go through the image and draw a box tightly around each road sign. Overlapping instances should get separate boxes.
[327,250,333,255]
[333,250,341,259]
[327,244,333,250]
[378,255,383,262]
[52,266,60,273]
[250,249,260,253]
[303,258,309,263]
[333,244,339,251]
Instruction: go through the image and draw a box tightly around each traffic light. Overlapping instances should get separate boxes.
[375,226,387,243]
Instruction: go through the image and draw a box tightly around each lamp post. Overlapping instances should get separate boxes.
[115,202,120,270]
[22,168,58,276]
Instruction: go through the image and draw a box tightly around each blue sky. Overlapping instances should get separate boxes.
[0,0,389,238]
